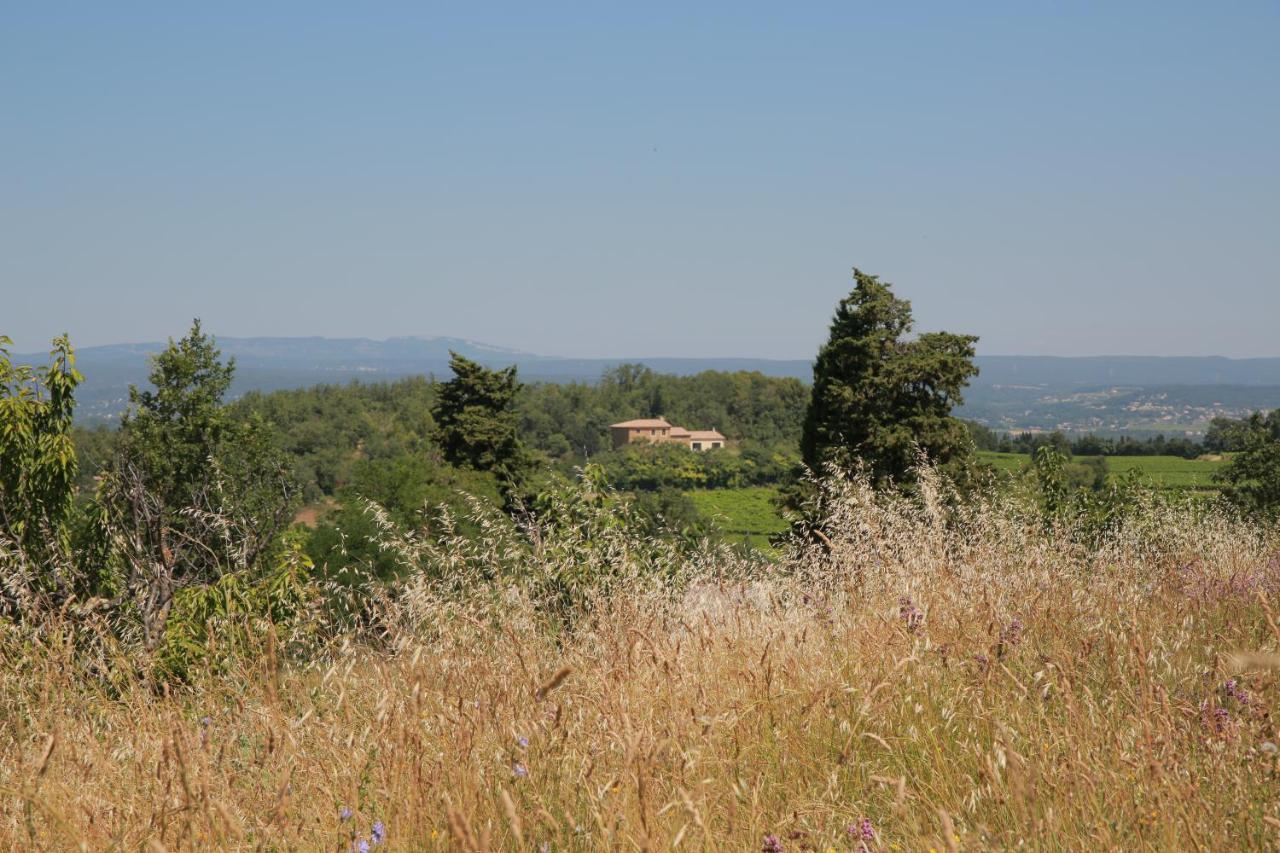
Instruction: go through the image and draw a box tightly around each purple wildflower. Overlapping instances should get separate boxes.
[1001,618,1024,647]
[1224,678,1250,705]
[371,820,386,845]
[1201,699,1231,733]
[199,716,212,728]
[847,818,875,840]
[761,834,784,852]
[898,596,923,632]
[518,736,530,749]
[513,762,528,778]
[339,806,353,822]
[355,839,370,853]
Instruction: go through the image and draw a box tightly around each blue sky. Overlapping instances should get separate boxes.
[3,3,1277,357]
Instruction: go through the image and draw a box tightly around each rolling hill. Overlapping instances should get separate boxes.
[12,336,1280,432]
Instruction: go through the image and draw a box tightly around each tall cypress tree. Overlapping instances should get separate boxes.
[800,269,979,485]
[432,352,524,479]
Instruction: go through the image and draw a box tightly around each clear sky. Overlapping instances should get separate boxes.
[3,3,1277,358]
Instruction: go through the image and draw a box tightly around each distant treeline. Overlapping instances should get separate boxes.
[66,364,808,503]
[71,364,1263,507]
[966,416,1255,459]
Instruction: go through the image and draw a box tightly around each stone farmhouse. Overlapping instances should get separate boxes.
[609,418,726,452]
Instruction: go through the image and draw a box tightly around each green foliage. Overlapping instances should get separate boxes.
[1205,416,1255,454]
[155,540,317,682]
[1022,445,1108,497]
[1028,446,1154,542]
[801,268,979,486]
[71,424,117,496]
[1217,410,1280,519]
[519,365,809,460]
[628,488,716,543]
[112,321,294,518]
[0,334,82,603]
[1105,455,1223,491]
[964,419,1001,451]
[305,454,503,581]
[432,352,524,479]
[346,454,502,528]
[1031,446,1072,521]
[96,321,297,650]
[116,320,237,510]
[225,365,807,503]
[597,441,796,491]
[234,376,438,501]
[341,466,726,626]
[684,486,790,553]
[979,451,1227,494]
[518,468,703,619]
[991,429,1204,459]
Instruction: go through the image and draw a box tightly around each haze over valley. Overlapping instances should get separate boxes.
[32,334,1280,435]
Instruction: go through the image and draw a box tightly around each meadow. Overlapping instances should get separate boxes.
[2,471,1278,850]
[685,486,790,551]
[688,454,1231,558]
[978,451,1228,492]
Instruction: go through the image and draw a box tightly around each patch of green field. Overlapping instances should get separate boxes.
[978,451,1227,491]
[979,451,1028,475]
[1106,455,1228,491]
[686,486,788,552]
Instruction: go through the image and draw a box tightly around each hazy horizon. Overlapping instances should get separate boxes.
[4,4,1278,358]
[11,330,1280,364]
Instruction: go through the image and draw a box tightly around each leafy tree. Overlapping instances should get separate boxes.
[1216,410,1280,519]
[234,376,439,501]
[304,453,504,582]
[629,488,714,543]
[0,334,83,608]
[964,420,1001,451]
[71,423,118,495]
[98,321,296,650]
[432,352,524,478]
[1031,446,1072,522]
[115,319,236,510]
[992,430,1205,460]
[800,268,979,486]
[1205,416,1254,454]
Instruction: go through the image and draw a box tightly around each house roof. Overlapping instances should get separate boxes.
[610,418,672,429]
[668,427,692,437]
[688,430,726,441]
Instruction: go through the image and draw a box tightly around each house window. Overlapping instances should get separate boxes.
[651,429,656,435]
[692,442,702,451]
[711,442,722,449]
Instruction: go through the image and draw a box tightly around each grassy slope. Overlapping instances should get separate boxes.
[978,451,1228,491]
[5,484,1278,849]
[687,453,1230,553]
[685,486,789,551]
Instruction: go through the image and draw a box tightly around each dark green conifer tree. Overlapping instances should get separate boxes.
[432,352,525,480]
[800,268,979,486]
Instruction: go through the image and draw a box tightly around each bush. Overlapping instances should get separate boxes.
[154,540,319,682]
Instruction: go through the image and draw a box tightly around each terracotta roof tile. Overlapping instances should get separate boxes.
[610,418,672,429]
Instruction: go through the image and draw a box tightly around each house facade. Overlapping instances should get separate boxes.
[609,418,725,452]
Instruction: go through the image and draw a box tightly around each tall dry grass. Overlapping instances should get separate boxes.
[2,472,1279,850]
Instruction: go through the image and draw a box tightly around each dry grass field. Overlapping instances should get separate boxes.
[2,474,1279,850]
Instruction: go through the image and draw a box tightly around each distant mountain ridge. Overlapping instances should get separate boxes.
[974,355,1280,388]
[11,336,1280,430]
